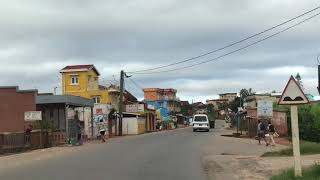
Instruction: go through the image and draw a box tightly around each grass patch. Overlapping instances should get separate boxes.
[271,164,320,180]
[262,141,320,157]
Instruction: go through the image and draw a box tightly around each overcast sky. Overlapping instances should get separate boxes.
[0,0,319,102]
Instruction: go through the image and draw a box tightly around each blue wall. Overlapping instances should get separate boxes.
[145,101,169,120]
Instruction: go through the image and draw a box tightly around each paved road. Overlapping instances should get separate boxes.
[0,121,227,180]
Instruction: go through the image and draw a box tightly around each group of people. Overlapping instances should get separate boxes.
[257,120,278,146]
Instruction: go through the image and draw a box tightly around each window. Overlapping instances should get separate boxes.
[88,75,92,82]
[194,116,208,122]
[94,96,101,104]
[71,76,79,85]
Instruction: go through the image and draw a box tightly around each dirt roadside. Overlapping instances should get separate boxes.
[202,131,320,180]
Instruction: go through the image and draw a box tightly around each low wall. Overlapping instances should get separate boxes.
[0,131,66,153]
[247,108,288,137]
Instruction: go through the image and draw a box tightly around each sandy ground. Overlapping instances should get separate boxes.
[203,154,320,180]
[202,126,320,180]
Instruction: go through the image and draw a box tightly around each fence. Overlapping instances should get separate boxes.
[0,130,66,154]
[247,116,288,138]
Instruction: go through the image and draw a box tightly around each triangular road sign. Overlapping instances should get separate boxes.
[278,75,309,105]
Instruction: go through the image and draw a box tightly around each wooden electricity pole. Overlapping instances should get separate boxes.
[118,70,125,136]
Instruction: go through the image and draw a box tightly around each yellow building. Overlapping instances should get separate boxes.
[60,65,110,104]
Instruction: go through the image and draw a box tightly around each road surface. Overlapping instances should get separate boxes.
[0,121,282,180]
[0,120,260,180]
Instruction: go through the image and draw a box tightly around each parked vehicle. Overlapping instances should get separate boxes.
[192,114,210,132]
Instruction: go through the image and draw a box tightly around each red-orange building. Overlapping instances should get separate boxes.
[0,86,37,133]
[143,88,180,118]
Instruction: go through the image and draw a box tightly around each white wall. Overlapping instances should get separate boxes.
[75,104,113,138]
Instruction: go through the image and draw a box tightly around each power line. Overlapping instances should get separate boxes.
[127,77,144,91]
[129,11,320,74]
[127,6,320,74]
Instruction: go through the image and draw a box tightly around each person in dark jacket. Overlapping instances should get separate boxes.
[25,124,33,145]
[267,121,276,146]
[257,120,268,146]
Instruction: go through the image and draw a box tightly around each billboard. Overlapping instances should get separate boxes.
[257,100,273,117]
[24,111,42,121]
[126,104,144,113]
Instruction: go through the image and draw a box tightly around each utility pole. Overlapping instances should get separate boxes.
[317,55,320,95]
[118,70,125,136]
[54,86,58,95]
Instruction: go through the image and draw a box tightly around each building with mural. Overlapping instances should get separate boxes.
[60,65,113,138]
[60,64,138,138]
[143,88,180,121]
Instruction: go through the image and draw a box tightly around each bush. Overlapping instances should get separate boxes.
[271,164,320,180]
[275,102,320,143]
[262,141,320,157]
[298,104,320,143]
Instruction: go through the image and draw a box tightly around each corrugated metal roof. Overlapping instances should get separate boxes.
[60,64,100,75]
[61,64,93,70]
[36,95,94,107]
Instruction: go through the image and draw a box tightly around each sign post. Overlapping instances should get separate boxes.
[278,76,309,177]
[290,105,302,176]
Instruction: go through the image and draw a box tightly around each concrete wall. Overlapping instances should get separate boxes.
[0,87,36,133]
[246,95,280,108]
[247,108,288,136]
[122,117,145,135]
[75,104,113,138]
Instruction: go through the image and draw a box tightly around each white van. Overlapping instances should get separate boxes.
[192,114,210,132]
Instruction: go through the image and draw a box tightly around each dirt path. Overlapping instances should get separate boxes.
[202,128,320,180]
[201,126,289,180]
[203,154,320,180]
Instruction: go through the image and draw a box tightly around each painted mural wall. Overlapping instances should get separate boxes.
[145,101,169,120]
[75,104,113,138]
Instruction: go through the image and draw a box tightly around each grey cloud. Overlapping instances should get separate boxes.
[0,0,319,102]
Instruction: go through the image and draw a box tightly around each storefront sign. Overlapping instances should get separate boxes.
[24,111,42,121]
[126,104,144,113]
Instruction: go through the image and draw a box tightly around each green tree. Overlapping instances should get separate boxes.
[228,97,240,113]
[240,88,254,107]
[180,104,192,116]
[206,104,215,121]
[240,88,254,99]
[295,73,304,90]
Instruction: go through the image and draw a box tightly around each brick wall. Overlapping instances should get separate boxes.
[247,108,288,136]
[0,87,37,133]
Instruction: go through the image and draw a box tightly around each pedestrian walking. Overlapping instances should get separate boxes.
[267,121,276,146]
[257,120,269,146]
[76,121,82,145]
[25,124,33,146]
[100,128,106,143]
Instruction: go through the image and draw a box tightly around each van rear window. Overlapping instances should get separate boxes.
[194,116,207,122]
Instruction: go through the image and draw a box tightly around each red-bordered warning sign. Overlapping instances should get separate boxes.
[278,76,309,105]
